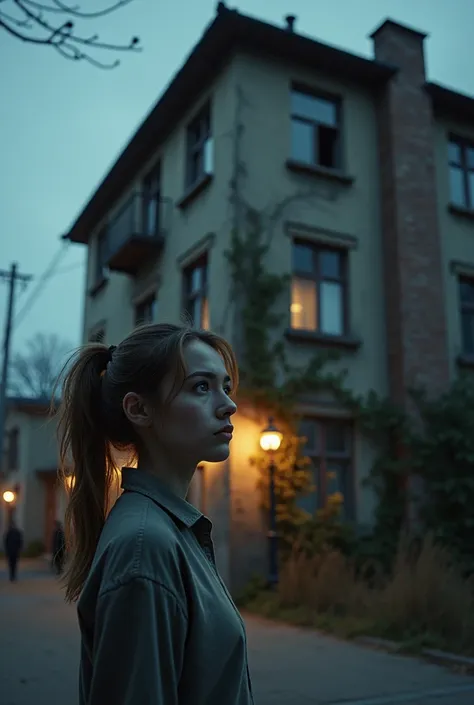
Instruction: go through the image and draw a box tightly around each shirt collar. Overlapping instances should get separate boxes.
[120,467,203,528]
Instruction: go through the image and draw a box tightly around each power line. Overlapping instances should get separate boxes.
[13,243,73,329]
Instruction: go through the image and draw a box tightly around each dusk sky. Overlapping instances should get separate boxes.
[1,0,473,360]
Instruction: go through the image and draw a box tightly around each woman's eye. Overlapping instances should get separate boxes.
[194,381,209,393]
[224,385,232,396]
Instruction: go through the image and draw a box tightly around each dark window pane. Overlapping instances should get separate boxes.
[291,119,314,164]
[325,422,349,454]
[320,250,341,279]
[317,125,339,168]
[296,459,319,515]
[291,91,337,127]
[460,280,474,303]
[299,419,319,453]
[468,172,474,208]
[462,312,474,354]
[449,166,466,207]
[448,141,461,165]
[467,147,474,170]
[326,462,350,518]
[292,244,314,273]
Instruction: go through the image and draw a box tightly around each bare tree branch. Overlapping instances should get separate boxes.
[9,333,72,399]
[1,0,140,68]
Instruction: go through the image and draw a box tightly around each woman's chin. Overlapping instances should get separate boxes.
[203,445,231,463]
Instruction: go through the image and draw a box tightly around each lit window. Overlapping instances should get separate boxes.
[291,243,346,336]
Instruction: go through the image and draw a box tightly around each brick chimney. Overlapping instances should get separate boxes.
[371,19,449,404]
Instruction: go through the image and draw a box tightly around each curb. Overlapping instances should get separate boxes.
[422,648,474,672]
[356,636,474,672]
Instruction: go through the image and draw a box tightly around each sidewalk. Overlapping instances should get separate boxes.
[1,565,474,704]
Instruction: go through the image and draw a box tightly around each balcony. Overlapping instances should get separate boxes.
[106,192,171,275]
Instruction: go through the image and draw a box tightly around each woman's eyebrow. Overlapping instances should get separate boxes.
[185,371,231,384]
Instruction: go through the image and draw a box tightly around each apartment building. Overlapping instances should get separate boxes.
[64,3,474,592]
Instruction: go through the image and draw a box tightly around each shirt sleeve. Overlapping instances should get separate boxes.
[88,576,188,705]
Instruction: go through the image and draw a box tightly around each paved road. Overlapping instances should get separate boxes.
[1,560,474,704]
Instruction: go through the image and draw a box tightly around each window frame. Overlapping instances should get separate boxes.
[290,84,342,170]
[291,240,349,336]
[299,417,354,519]
[182,254,209,329]
[6,427,19,472]
[459,276,474,355]
[185,103,212,190]
[448,135,474,211]
[94,226,108,285]
[88,325,106,343]
[142,162,162,237]
[135,294,157,327]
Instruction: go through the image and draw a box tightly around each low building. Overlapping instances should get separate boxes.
[61,4,474,592]
[1,397,66,555]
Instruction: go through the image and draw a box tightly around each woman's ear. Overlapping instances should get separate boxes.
[122,392,153,428]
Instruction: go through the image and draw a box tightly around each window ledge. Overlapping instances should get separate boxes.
[457,353,474,369]
[88,276,108,298]
[285,328,362,350]
[286,159,355,186]
[177,173,213,210]
[448,204,474,221]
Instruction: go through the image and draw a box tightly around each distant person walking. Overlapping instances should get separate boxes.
[3,520,23,582]
[51,520,66,575]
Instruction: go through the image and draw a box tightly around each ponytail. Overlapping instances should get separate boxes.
[54,345,116,603]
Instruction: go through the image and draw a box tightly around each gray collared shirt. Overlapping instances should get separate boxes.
[77,468,254,705]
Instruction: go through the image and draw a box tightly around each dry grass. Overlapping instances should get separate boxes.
[249,535,474,655]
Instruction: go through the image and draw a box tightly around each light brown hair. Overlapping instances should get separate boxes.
[54,323,238,603]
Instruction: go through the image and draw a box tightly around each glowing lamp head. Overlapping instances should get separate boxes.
[259,417,283,452]
[3,490,16,504]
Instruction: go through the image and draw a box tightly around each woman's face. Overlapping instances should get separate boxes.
[152,339,237,466]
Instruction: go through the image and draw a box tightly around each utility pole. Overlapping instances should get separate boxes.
[0,263,33,476]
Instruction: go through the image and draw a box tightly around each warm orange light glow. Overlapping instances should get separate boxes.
[64,475,75,490]
[259,418,283,452]
[2,490,16,503]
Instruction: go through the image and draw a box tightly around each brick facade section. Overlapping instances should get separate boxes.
[372,21,450,404]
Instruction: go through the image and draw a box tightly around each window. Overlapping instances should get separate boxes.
[142,163,161,237]
[185,103,213,189]
[298,418,353,518]
[291,242,347,336]
[183,256,209,329]
[135,295,157,326]
[89,325,105,343]
[95,227,108,284]
[7,428,19,472]
[460,278,474,355]
[290,87,340,169]
[449,138,474,210]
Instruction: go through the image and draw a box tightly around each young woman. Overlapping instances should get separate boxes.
[56,323,254,705]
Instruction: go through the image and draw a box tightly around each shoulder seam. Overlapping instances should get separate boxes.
[98,575,188,620]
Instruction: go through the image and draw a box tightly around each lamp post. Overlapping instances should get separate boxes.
[259,417,283,588]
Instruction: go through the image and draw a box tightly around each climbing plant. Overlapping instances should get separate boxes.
[224,202,412,565]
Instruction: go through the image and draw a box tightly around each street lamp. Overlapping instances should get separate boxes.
[259,417,283,588]
[2,490,16,504]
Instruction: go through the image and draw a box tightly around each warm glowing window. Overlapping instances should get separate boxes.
[291,243,347,336]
